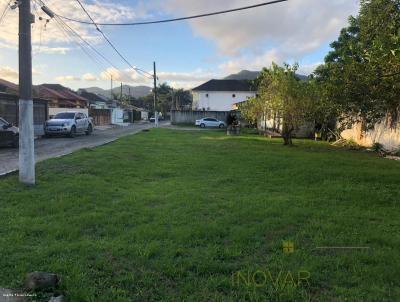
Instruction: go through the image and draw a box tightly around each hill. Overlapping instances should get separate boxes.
[224,70,309,81]
[82,85,152,99]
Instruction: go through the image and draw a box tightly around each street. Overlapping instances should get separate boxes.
[0,122,168,176]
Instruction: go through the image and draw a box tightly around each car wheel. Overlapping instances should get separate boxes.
[85,124,93,135]
[219,124,225,128]
[69,126,77,138]
[12,136,19,148]
[200,123,206,128]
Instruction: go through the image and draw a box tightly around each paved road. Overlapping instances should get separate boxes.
[0,122,167,176]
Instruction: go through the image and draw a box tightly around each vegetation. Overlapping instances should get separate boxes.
[314,0,400,131]
[0,129,399,301]
[241,63,317,145]
[241,0,399,146]
[113,83,193,117]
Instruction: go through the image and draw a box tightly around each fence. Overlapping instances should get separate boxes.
[171,110,230,125]
[89,108,111,126]
[0,93,48,136]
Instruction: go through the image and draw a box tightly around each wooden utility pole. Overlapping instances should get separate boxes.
[19,0,35,185]
[110,75,113,99]
[153,61,158,127]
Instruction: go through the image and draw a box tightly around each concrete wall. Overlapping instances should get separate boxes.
[192,91,256,111]
[258,115,314,138]
[171,110,230,125]
[341,120,400,151]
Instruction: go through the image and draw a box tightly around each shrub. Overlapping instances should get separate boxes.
[371,142,384,153]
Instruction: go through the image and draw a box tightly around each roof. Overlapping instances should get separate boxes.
[192,80,255,92]
[78,90,109,104]
[36,84,88,102]
[0,91,49,103]
[0,78,19,93]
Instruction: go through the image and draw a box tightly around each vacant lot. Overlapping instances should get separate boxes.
[0,129,399,301]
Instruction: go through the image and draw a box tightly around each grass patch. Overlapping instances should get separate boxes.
[0,129,399,301]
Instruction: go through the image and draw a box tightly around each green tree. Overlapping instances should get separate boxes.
[315,0,400,131]
[247,63,314,145]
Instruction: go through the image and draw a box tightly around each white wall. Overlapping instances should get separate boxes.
[193,91,256,112]
[49,107,88,117]
[111,108,124,124]
[341,121,400,151]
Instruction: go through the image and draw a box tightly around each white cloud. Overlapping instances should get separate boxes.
[55,75,81,82]
[0,66,41,82]
[82,73,97,81]
[218,49,283,75]
[298,62,323,75]
[163,0,359,57]
[0,66,18,81]
[0,0,141,51]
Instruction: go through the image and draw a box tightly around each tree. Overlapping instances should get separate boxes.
[245,63,314,145]
[315,0,400,131]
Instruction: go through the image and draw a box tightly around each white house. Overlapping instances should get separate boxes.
[192,80,257,112]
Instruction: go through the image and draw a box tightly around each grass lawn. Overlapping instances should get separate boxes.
[0,129,399,301]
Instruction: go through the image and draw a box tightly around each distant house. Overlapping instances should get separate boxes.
[192,80,257,112]
[78,89,109,109]
[0,78,19,94]
[0,92,48,136]
[35,84,89,117]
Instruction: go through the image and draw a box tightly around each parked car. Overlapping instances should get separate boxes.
[195,118,226,128]
[0,117,19,148]
[150,116,164,123]
[44,112,94,138]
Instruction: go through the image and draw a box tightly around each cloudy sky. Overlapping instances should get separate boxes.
[0,0,359,90]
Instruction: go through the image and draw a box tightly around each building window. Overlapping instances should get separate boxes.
[205,93,209,98]
[232,94,236,98]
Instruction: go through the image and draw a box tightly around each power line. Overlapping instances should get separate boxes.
[32,0,113,77]
[0,0,12,25]
[56,0,288,26]
[35,0,153,81]
[73,0,154,79]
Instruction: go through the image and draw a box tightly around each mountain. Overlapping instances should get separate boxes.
[224,70,260,81]
[224,70,309,81]
[81,85,152,99]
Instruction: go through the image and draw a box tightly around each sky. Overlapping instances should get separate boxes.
[0,0,360,90]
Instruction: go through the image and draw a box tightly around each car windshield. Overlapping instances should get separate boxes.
[0,118,8,126]
[54,113,75,119]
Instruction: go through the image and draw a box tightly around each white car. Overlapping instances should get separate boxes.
[195,118,226,128]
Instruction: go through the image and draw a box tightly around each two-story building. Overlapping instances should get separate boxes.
[192,80,257,112]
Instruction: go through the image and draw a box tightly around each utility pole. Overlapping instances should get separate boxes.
[110,75,113,99]
[153,61,158,128]
[120,82,123,102]
[19,0,35,185]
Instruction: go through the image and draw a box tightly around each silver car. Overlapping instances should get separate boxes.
[44,112,94,138]
[195,117,226,128]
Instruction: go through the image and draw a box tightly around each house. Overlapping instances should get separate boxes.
[192,79,257,112]
[35,84,89,117]
[0,92,48,136]
[0,78,19,94]
[77,89,109,109]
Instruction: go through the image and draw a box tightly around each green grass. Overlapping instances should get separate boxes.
[0,129,399,301]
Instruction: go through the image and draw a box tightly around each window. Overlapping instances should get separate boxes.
[205,93,209,98]
[0,118,7,127]
[232,94,236,98]
[54,112,75,119]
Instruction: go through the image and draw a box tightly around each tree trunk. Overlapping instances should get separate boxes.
[282,121,294,146]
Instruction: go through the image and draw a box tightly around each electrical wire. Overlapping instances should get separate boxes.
[56,0,288,26]
[73,0,154,79]
[0,0,12,25]
[32,0,115,78]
